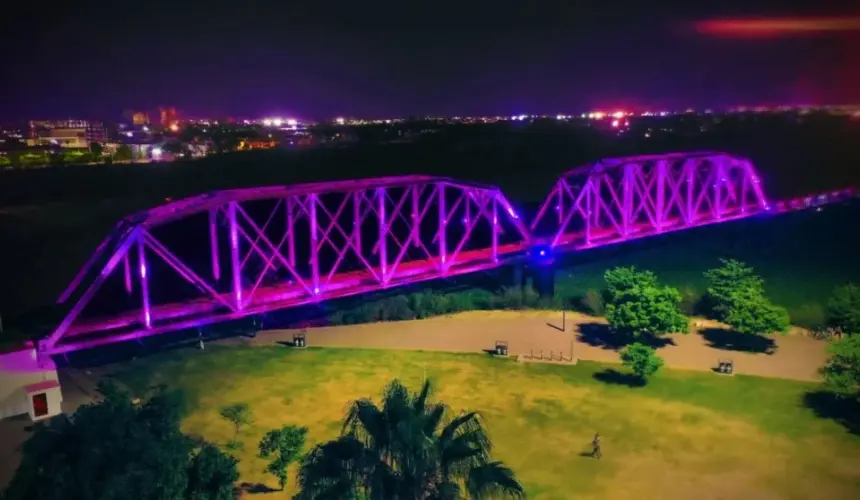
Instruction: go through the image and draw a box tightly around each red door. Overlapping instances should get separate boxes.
[32,393,48,418]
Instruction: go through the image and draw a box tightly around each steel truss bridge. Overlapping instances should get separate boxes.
[39,151,837,355]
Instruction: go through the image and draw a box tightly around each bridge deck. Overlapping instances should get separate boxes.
[51,243,528,353]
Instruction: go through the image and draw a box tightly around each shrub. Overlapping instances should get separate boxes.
[378,295,413,321]
[790,303,827,330]
[620,342,665,380]
[820,334,860,399]
[580,288,606,316]
[678,286,703,316]
[494,286,539,309]
[827,284,860,335]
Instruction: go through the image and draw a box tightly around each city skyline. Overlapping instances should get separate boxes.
[3,1,859,121]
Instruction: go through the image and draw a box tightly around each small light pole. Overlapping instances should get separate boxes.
[562,310,566,331]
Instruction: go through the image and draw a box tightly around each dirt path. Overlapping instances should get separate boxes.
[253,310,828,382]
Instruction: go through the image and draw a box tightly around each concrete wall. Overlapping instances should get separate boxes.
[0,349,59,420]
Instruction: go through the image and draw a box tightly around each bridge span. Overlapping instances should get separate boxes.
[38,151,829,355]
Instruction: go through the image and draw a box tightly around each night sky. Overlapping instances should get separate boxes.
[3,0,859,121]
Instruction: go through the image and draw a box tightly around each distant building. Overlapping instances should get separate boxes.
[239,138,277,150]
[28,120,106,148]
[159,107,179,129]
[132,112,150,125]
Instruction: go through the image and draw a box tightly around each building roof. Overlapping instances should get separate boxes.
[25,379,61,393]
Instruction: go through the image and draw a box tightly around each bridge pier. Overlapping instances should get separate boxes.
[505,255,556,299]
[531,261,556,298]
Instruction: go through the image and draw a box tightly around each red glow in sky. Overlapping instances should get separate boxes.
[696,17,860,38]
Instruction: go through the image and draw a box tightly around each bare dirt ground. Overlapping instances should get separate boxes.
[252,310,828,382]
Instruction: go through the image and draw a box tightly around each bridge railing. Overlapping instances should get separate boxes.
[530,152,770,250]
[41,176,531,354]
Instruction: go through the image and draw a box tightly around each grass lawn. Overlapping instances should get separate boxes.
[108,345,860,499]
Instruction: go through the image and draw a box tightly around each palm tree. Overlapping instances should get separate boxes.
[295,379,525,499]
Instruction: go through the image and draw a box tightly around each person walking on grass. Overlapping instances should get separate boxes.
[591,432,601,459]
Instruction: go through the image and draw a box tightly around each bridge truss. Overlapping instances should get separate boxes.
[41,176,530,354]
[530,152,770,249]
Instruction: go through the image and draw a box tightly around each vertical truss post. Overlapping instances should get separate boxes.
[557,182,564,226]
[411,185,420,248]
[352,193,362,253]
[123,253,132,293]
[309,194,320,295]
[137,236,151,329]
[655,160,666,230]
[713,157,724,219]
[584,183,593,245]
[746,161,768,210]
[286,198,296,268]
[209,208,221,280]
[377,188,388,283]
[227,202,243,310]
[438,184,447,272]
[491,196,499,262]
[622,165,633,236]
[685,161,695,224]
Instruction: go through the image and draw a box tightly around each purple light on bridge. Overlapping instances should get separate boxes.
[38,153,793,355]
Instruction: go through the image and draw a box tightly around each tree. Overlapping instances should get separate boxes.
[89,142,103,158]
[219,402,253,448]
[827,284,860,335]
[186,444,239,500]
[296,379,525,499]
[703,259,765,321]
[704,260,789,335]
[722,288,790,335]
[820,335,860,400]
[115,144,133,161]
[5,382,238,500]
[259,425,307,490]
[604,266,689,340]
[620,342,665,380]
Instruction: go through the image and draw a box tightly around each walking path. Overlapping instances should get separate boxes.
[252,310,828,382]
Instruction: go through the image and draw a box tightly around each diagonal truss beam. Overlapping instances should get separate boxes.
[531,152,770,249]
[41,177,532,354]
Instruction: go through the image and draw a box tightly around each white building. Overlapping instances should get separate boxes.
[0,347,62,421]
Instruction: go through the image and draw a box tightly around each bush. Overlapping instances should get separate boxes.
[378,295,413,321]
[620,342,665,380]
[678,286,704,316]
[580,288,606,316]
[827,284,860,334]
[790,303,827,330]
[494,286,540,309]
[820,335,860,399]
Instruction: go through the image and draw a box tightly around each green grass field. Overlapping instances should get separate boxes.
[108,345,860,499]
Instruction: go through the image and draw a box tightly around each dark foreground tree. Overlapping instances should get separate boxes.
[604,266,689,341]
[186,444,239,500]
[258,425,307,490]
[5,382,238,500]
[296,379,525,499]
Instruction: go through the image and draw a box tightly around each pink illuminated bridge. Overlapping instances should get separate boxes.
[38,152,854,355]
